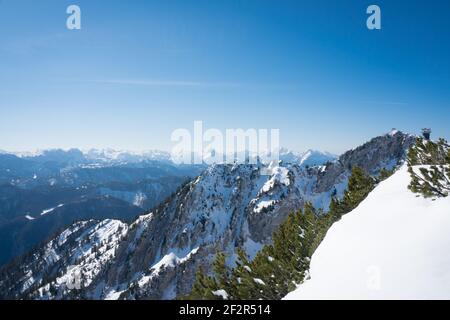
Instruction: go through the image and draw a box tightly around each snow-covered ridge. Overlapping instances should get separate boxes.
[9,148,170,160]
[135,247,200,289]
[285,165,450,300]
[0,219,129,299]
[40,204,64,216]
[84,149,172,163]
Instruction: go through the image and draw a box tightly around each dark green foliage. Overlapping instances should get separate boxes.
[213,252,231,291]
[408,137,449,166]
[329,167,375,220]
[180,252,233,300]
[185,167,376,300]
[342,167,375,210]
[185,205,327,300]
[407,138,450,198]
[379,168,394,181]
[447,149,450,178]
[408,165,450,197]
[184,267,221,300]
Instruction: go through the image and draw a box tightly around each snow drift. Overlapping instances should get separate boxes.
[285,165,450,300]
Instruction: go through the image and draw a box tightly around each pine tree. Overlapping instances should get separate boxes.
[446,148,450,165]
[185,167,378,300]
[407,141,420,166]
[329,197,345,220]
[407,138,450,198]
[213,252,229,290]
[185,267,219,300]
[342,167,375,210]
[446,149,450,178]
[229,248,255,299]
[379,168,394,181]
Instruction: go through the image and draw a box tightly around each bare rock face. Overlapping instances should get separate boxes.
[0,131,415,300]
[315,131,415,193]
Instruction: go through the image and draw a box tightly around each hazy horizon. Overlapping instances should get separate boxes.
[1,0,449,154]
[0,128,437,157]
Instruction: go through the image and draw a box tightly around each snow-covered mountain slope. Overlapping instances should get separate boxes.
[0,219,128,299]
[298,150,337,167]
[0,146,206,266]
[273,148,336,166]
[284,165,450,300]
[0,131,415,299]
[186,148,335,167]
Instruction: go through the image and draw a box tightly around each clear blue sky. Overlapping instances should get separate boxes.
[0,0,449,154]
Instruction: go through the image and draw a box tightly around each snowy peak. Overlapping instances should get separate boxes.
[8,148,173,165]
[278,148,301,164]
[278,148,336,166]
[338,130,414,174]
[21,148,86,165]
[387,128,400,136]
[84,149,172,164]
[299,150,337,167]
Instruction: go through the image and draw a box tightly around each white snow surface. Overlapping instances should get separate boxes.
[261,165,290,193]
[285,165,450,300]
[135,247,200,289]
[32,219,128,299]
[212,289,229,300]
[40,204,64,216]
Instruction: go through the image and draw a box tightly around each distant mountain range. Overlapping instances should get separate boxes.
[0,147,334,267]
[9,148,173,166]
[6,147,336,166]
[0,149,204,266]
